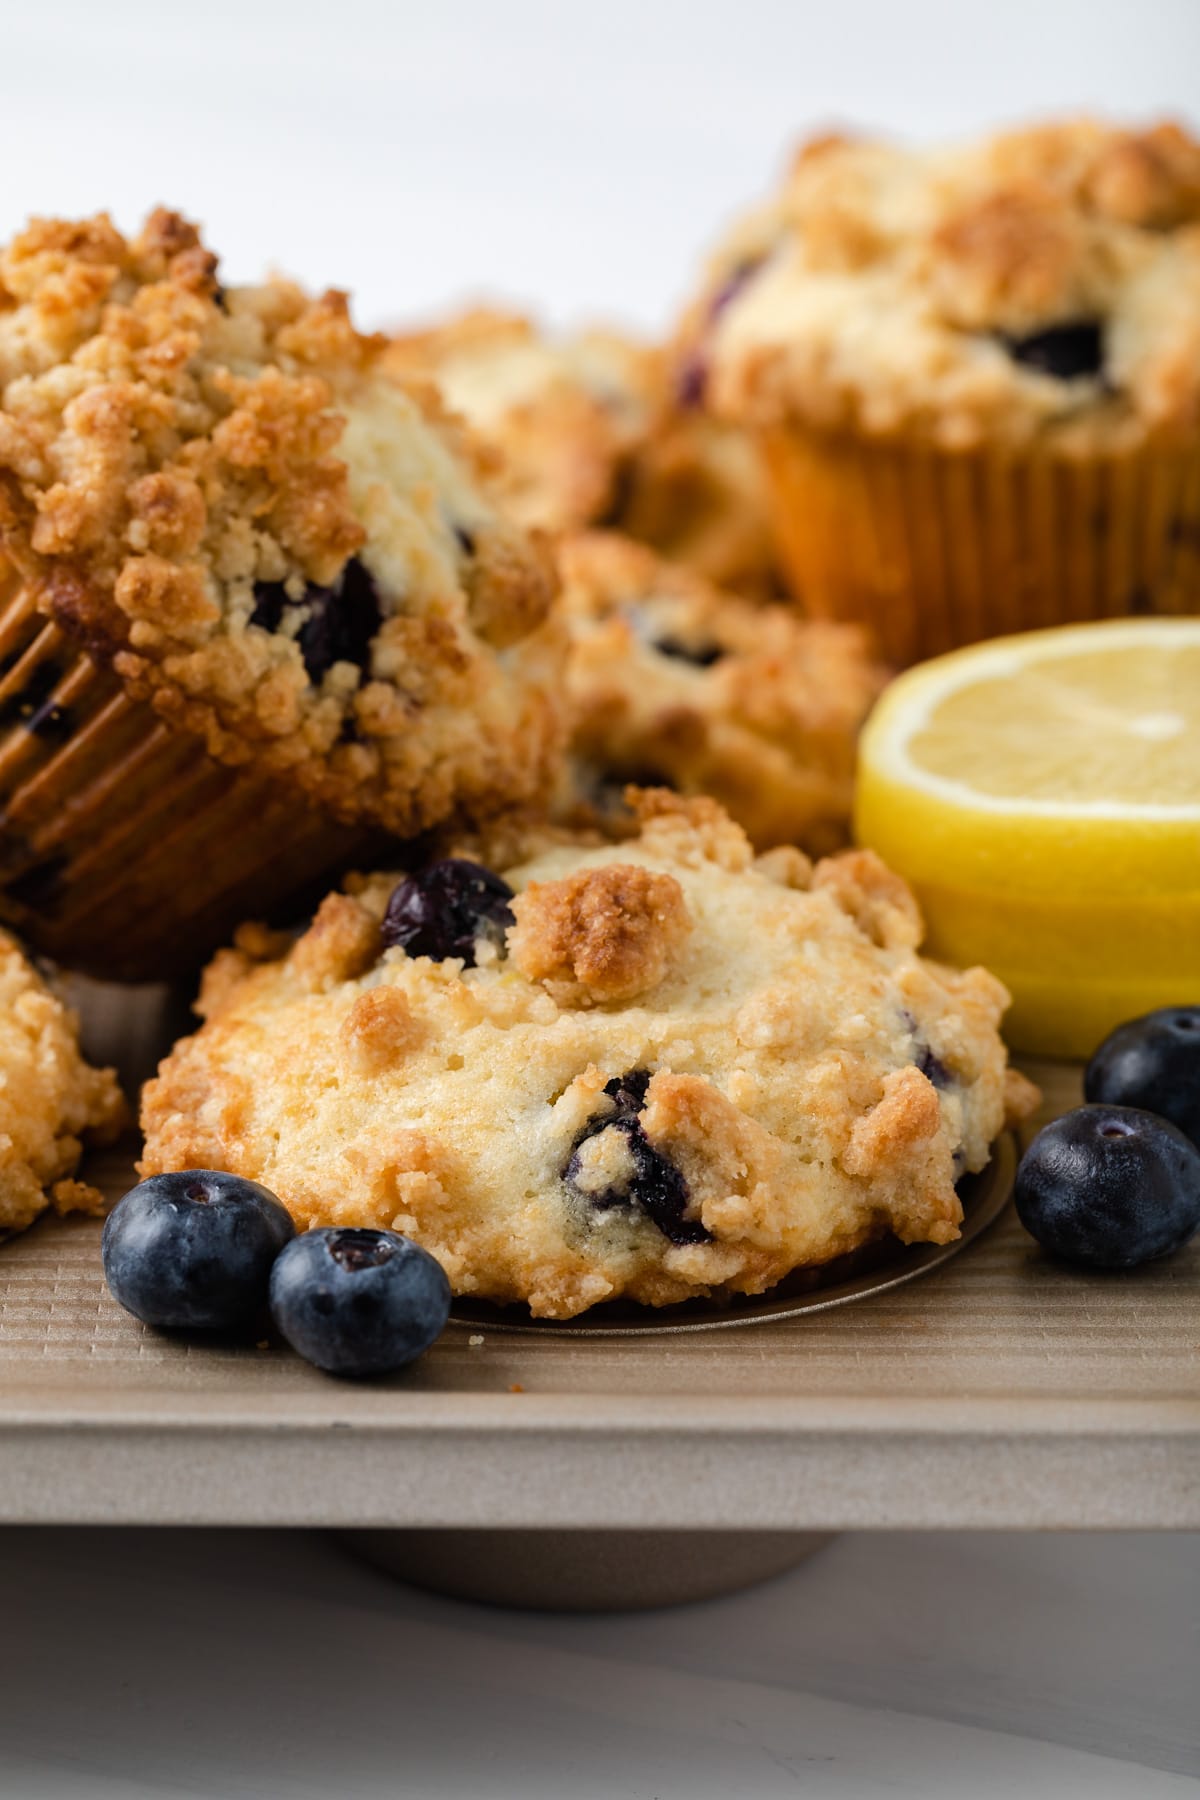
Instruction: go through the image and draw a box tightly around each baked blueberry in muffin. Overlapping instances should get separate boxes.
[681,117,1200,659]
[386,307,782,597]
[384,308,658,536]
[557,532,887,853]
[0,211,565,840]
[140,792,1037,1318]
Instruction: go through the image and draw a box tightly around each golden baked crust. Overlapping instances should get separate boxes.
[386,307,783,597]
[690,118,1200,448]
[140,793,1034,1318]
[0,213,565,834]
[384,309,658,535]
[557,532,887,853]
[0,933,125,1234]
[617,405,781,598]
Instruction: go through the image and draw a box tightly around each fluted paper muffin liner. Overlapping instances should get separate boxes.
[760,427,1200,666]
[0,569,378,981]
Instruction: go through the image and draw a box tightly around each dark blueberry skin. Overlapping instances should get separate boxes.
[675,258,764,408]
[381,859,515,966]
[652,634,725,669]
[1015,1104,1200,1270]
[622,602,725,669]
[565,1070,710,1247]
[900,1010,952,1089]
[269,1228,451,1378]
[1004,320,1104,381]
[915,1043,952,1090]
[249,555,382,683]
[1084,1008,1200,1148]
[102,1171,295,1332]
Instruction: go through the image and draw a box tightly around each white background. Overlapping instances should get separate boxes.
[2,0,1199,333]
[0,2,1198,1793]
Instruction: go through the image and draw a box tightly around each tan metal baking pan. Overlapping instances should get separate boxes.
[0,998,1195,1539]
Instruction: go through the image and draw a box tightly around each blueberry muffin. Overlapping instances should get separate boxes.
[0,930,125,1235]
[618,405,781,599]
[686,118,1200,661]
[0,212,563,977]
[384,309,657,535]
[140,792,1036,1318]
[558,532,887,853]
[386,308,781,596]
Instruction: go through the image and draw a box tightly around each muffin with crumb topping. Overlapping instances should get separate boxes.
[385,307,781,597]
[140,790,1036,1318]
[0,929,125,1236]
[557,531,886,853]
[0,212,563,979]
[384,308,657,535]
[688,117,1200,663]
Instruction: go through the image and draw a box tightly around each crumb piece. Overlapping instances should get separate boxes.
[508,863,691,1003]
[339,985,421,1070]
[292,893,382,990]
[811,848,923,948]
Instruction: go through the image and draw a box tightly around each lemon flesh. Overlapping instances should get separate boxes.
[855,620,1200,1058]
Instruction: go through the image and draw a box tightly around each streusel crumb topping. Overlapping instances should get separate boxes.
[558,531,887,852]
[385,308,658,534]
[0,932,125,1235]
[0,212,564,833]
[692,119,1200,448]
[141,792,1036,1318]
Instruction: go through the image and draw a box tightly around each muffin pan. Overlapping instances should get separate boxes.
[0,1002,1194,1569]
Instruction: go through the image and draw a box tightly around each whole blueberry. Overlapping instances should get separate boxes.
[381,859,515,966]
[102,1171,295,1331]
[268,1228,451,1377]
[1015,1104,1200,1270]
[1084,1008,1200,1148]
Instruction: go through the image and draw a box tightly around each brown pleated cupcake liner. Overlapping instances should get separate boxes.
[0,567,381,981]
[760,427,1200,667]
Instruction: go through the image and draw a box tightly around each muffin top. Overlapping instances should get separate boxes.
[693,118,1200,449]
[0,932,125,1234]
[140,791,1036,1318]
[384,309,658,534]
[558,532,887,853]
[0,212,564,834]
[617,405,781,598]
[388,307,784,596]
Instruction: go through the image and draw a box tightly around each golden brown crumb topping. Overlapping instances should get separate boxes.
[693,118,1200,447]
[557,531,886,852]
[0,930,125,1234]
[140,793,1037,1317]
[384,308,658,534]
[508,862,692,1002]
[0,211,564,834]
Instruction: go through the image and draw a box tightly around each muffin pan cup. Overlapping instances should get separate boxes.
[0,567,381,980]
[761,428,1200,667]
[0,1040,1196,1612]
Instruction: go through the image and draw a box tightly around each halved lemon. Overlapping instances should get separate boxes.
[855,619,1200,1058]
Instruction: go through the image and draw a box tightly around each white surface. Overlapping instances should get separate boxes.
[0,0,1197,333]
[1,6,1197,1795]
[0,1528,1195,1796]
